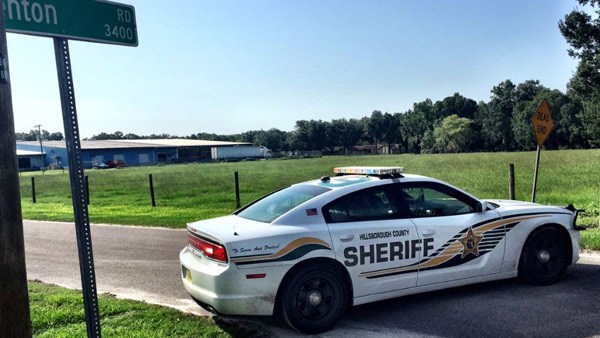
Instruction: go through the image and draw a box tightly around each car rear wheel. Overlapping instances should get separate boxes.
[518,227,569,286]
[279,264,349,334]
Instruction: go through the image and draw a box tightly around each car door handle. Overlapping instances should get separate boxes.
[421,229,435,237]
[339,234,354,242]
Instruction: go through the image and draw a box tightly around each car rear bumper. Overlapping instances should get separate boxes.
[179,248,282,316]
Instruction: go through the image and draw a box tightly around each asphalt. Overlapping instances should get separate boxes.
[23,220,600,338]
[23,220,209,316]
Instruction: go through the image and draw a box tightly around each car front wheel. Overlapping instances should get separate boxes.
[279,264,349,334]
[518,227,569,286]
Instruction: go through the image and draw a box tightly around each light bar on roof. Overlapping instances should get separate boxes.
[333,166,404,175]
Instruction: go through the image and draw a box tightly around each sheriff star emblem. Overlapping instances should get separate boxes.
[458,227,483,258]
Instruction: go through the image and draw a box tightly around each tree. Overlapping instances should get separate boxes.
[433,93,478,120]
[433,93,480,151]
[290,120,330,151]
[21,130,37,141]
[511,82,551,151]
[399,99,435,153]
[381,113,401,154]
[124,133,141,139]
[559,0,600,146]
[253,128,289,151]
[240,130,259,144]
[559,0,600,62]
[364,111,386,154]
[515,80,547,102]
[48,132,64,141]
[91,132,112,140]
[329,119,363,153]
[546,91,582,149]
[577,96,600,147]
[512,90,583,150]
[420,129,436,154]
[568,66,600,146]
[431,115,474,153]
[147,133,173,139]
[511,100,537,151]
[480,80,516,151]
[559,100,586,148]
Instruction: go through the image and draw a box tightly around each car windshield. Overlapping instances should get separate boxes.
[236,184,330,223]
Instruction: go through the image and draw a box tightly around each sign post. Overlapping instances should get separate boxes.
[3,1,138,337]
[531,99,554,202]
[54,36,102,337]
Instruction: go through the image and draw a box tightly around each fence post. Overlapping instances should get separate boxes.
[508,163,515,200]
[234,171,241,209]
[149,174,156,207]
[85,175,90,205]
[31,177,36,203]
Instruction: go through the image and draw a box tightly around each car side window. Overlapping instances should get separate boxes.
[324,186,404,223]
[400,183,475,218]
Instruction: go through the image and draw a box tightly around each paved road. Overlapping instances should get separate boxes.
[24,220,600,337]
[23,220,206,316]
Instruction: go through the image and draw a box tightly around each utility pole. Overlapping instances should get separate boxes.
[34,124,45,172]
[0,4,33,338]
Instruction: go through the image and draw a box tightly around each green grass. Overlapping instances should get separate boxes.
[581,228,600,251]
[29,281,261,337]
[19,150,600,246]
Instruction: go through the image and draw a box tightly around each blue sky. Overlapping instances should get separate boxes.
[6,0,582,138]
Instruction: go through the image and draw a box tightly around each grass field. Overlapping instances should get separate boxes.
[29,281,258,337]
[19,150,600,248]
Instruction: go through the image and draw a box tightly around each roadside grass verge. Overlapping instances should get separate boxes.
[19,150,600,247]
[581,228,600,251]
[29,281,262,337]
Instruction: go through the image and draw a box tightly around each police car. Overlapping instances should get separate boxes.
[180,166,584,333]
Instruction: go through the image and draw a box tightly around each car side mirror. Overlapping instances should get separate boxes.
[477,201,488,212]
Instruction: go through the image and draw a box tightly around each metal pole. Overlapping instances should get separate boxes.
[508,163,515,200]
[53,37,102,338]
[149,174,156,207]
[234,171,241,209]
[32,177,37,203]
[531,145,541,203]
[0,4,32,336]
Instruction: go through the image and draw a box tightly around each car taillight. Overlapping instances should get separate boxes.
[188,233,228,263]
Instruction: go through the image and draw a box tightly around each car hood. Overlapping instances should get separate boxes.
[484,199,574,216]
[485,199,541,208]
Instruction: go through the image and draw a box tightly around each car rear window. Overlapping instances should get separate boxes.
[236,184,330,223]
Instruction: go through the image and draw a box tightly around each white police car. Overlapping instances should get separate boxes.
[180,166,584,333]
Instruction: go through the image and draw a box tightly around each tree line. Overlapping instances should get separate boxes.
[16,130,64,142]
[19,1,600,154]
[76,78,592,155]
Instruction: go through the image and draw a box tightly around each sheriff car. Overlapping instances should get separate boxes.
[180,166,584,334]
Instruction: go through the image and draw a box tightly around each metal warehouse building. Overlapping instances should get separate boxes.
[15,139,268,171]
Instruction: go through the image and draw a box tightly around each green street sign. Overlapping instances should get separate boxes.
[3,0,138,46]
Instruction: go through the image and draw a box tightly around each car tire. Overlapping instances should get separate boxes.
[518,227,569,286]
[279,264,349,334]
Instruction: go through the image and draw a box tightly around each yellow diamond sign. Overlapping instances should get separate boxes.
[531,99,554,146]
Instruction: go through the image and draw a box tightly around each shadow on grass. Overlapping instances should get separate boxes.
[213,316,273,338]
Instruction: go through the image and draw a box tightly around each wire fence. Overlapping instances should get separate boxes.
[20,169,245,209]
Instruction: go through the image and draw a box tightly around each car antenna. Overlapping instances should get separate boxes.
[233,224,239,236]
